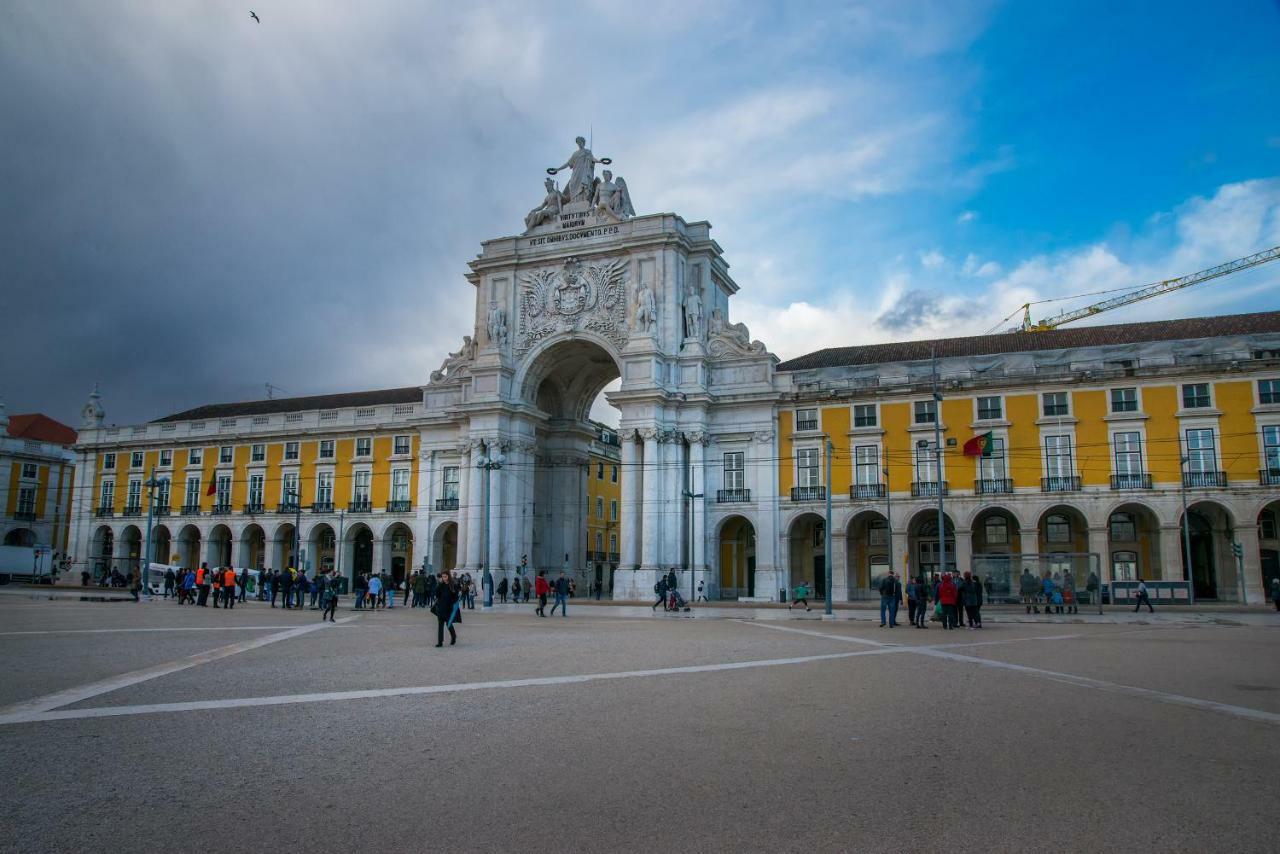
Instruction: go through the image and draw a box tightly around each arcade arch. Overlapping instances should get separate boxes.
[717,515,756,599]
[382,522,413,586]
[1182,500,1235,600]
[845,510,889,600]
[432,521,458,572]
[786,512,826,598]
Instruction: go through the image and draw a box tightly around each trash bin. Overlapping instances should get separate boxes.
[779,588,787,603]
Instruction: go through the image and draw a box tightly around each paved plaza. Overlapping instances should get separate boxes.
[0,593,1277,853]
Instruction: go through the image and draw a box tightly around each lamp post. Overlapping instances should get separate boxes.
[682,485,703,604]
[140,467,159,598]
[476,444,505,608]
[284,487,302,581]
[824,436,834,616]
[932,351,947,579]
[1180,453,1195,606]
[883,465,893,585]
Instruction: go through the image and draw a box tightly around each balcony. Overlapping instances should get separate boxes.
[790,486,826,502]
[795,419,819,432]
[435,497,459,511]
[608,552,620,562]
[911,481,948,498]
[311,502,334,514]
[12,508,36,522]
[276,503,300,514]
[1183,471,1228,489]
[348,499,372,513]
[974,478,1014,495]
[716,488,752,503]
[122,505,143,517]
[180,505,201,516]
[242,503,265,515]
[386,500,412,513]
[850,483,886,500]
[1110,473,1153,490]
[96,506,114,517]
[1041,476,1081,493]
[211,503,233,515]
[153,506,171,517]
[1261,469,1280,487]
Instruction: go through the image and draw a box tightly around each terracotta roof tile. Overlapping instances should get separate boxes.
[7,413,78,446]
[153,387,423,423]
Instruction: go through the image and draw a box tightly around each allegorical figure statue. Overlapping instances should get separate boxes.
[633,282,657,335]
[525,177,563,231]
[487,303,508,349]
[683,282,703,340]
[547,136,610,204]
[593,169,635,220]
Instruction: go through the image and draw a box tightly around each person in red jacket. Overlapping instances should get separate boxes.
[534,571,550,617]
[937,572,959,630]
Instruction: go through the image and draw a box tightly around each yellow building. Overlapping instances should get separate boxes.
[585,422,622,594]
[1,407,76,577]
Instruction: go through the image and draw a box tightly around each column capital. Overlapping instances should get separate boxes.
[753,430,774,444]
[684,429,708,446]
[638,426,661,442]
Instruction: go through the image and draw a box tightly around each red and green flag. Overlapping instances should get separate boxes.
[963,431,994,457]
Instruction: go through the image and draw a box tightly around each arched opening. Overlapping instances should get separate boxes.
[342,523,372,580]
[1259,501,1279,603]
[970,507,1021,601]
[1033,505,1089,593]
[4,528,35,547]
[908,510,955,578]
[1106,503,1161,581]
[271,523,296,573]
[238,524,266,569]
[432,521,458,571]
[309,523,336,575]
[718,515,756,599]
[787,512,826,597]
[845,510,889,600]
[91,526,114,580]
[176,525,200,570]
[382,523,413,586]
[205,524,232,567]
[151,524,172,565]
[1181,501,1234,600]
[118,525,142,579]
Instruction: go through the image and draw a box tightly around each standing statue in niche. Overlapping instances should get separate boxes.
[633,281,657,335]
[592,170,635,220]
[683,281,703,340]
[525,177,563,232]
[487,303,508,349]
[547,136,611,204]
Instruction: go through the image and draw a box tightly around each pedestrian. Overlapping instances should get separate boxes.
[652,575,668,612]
[906,575,920,627]
[790,581,812,612]
[595,579,603,601]
[938,572,959,630]
[1086,570,1100,609]
[696,579,708,602]
[1270,576,1280,612]
[321,572,339,622]
[269,569,281,607]
[238,567,249,603]
[279,567,293,609]
[1062,569,1078,614]
[535,571,550,617]
[497,576,508,604]
[550,571,569,617]
[962,571,982,628]
[511,576,521,605]
[1133,578,1154,613]
[163,567,176,599]
[878,571,900,627]
[1020,568,1039,614]
[295,569,308,609]
[433,571,460,647]
[368,573,383,611]
[211,566,223,608]
[222,566,237,610]
[386,574,396,609]
[1041,573,1056,618]
[913,575,929,628]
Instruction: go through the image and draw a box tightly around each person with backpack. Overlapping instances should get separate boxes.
[1019,568,1039,614]
[550,571,570,617]
[1041,573,1057,618]
[320,572,339,622]
[962,571,983,628]
[432,570,460,647]
[652,575,668,612]
[534,571,550,617]
[878,571,901,627]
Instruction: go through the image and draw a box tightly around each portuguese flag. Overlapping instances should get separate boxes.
[963,431,994,457]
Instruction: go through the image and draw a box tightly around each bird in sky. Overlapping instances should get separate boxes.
[249,10,260,23]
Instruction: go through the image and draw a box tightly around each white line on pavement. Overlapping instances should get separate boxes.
[734,620,895,647]
[0,646,911,726]
[0,617,358,718]
[0,626,353,636]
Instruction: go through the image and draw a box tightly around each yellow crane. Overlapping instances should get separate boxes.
[991,244,1280,334]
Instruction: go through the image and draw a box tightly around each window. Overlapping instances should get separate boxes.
[796,408,818,431]
[610,499,618,521]
[248,474,264,507]
[611,465,618,483]
[102,452,116,470]
[1044,435,1074,478]
[1109,512,1136,542]
[1042,392,1069,417]
[1112,551,1138,581]
[159,449,172,467]
[316,472,333,505]
[854,404,877,427]
[216,475,231,506]
[1261,510,1278,541]
[796,448,820,487]
[355,438,372,458]
[442,466,460,500]
[597,462,604,480]
[609,533,618,553]
[219,446,233,464]
[723,452,745,491]
[1185,428,1216,473]
[284,441,299,461]
[1045,513,1071,544]
[812,521,825,549]
[127,479,142,510]
[1260,379,1280,405]
[914,400,937,424]
[1264,426,1280,477]
[1110,387,1138,413]
[393,435,411,455]
[99,480,115,508]
[188,448,203,466]
[596,497,604,519]
[353,471,371,503]
[17,486,36,514]
[976,396,1002,420]
[281,472,298,505]
[184,477,200,508]
[1113,432,1143,475]
[979,437,1007,481]
[868,520,888,547]
[131,451,144,469]
[320,530,335,550]
[984,515,1009,545]
[251,443,265,462]
[391,469,410,502]
[21,462,37,479]
[1182,383,1211,409]
[595,532,603,553]
[319,440,335,459]
[914,443,939,483]
[854,445,880,485]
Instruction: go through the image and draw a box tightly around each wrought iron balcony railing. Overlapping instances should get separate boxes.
[435,498,459,511]
[211,503,233,515]
[1040,476,1081,493]
[348,499,372,513]
[790,486,826,502]
[1110,473,1152,490]
[974,478,1013,495]
[716,488,751,503]
[311,502,334,514]
[1182,471,1227,488]
[242,503,265,515]
[96,506,114,517]
[850,483,886,499]
[386,500,412,513]
[911,481,948,498]
[1260,469,1280,487]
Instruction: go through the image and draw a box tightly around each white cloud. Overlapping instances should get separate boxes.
[957,210,977,224]
[920,249,945,269]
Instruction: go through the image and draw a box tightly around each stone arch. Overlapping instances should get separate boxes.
[845,509,889,599]
[3,528,36,547]
[238,523,266,569]
[308,522,337,575]
[271,522,297,573]
[786,511,827,598]
[91,525,114,579]
[381,521,414,586]
[175,524,201,570]
[1035,504,1089,554]
[516,334,624,422]
[341,521,372,579]
[118,525,142,578]
[1257,498,1280,603]
[1180,499,1236,600]
[716,514,756,599]
[906,508,956,577]
[151,524,172,565]
[1105,501,1163,581]
[205,524,232,566]
[432,520,458,571]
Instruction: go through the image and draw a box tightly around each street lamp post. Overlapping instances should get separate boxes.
[932,353,947,580]
[824,436,834,616]
[883,465,893,585]
[476,445,505,608]
[682,484,703,605]
[1180,453,1195,606]
[140,467,159,598]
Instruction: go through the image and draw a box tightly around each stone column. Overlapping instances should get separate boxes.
[457,441,473,570]
[1159,524,1186,583]
[639,428,660,573]
[753,429,780,600]
[687,431,708,578]
[831,529,849,602]
[620,430,640,570]
[663,432,683,572]
[1234,523,1263,604]
[67,448,96,581]
[953,527,973,577]
[1087,526,1108,587]
[370,538,385,577]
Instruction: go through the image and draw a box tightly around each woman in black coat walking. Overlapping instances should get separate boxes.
[433,571,460,647]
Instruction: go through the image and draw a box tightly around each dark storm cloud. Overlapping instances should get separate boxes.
[875,288,985,333]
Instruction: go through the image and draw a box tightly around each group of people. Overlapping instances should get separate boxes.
[163,563,247,608]
[1019,568,1096,615]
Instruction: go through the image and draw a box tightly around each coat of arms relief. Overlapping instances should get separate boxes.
[518,257,629,353]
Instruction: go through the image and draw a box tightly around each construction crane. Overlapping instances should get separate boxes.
[999,244,1280,333]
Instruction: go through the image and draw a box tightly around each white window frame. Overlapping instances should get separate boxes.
[391,468,410,502]
[20,462,38,480]
[853,404,877,428]
[854,445,880,485]
[1110,387,1139,414]
[355,437,372,459]
[1113,431,1144,475]
[1181,382,1212,410]
[796,447,821,488]
[284,441,299,461]
[127,479,142,510]
[393,435,411,456]
[596,496,604,519]
[795,408,818,431]
[159,449,172,467]
[281,472,299,505]
[1043,435,1074,478]
[1263,425,1280,477]
[188,448,203,466]
[610,499,618,521]
[316,472,334,505]
[248,474,264,507]
[914,443,940,483]
[978,437,1007,481]
[1259,379,1280,406]
[184,476,200,508]
[215,475,231,507]
[1042,391,1070,418]
[251,443,266,463]
[102,452,116,470]
[975,396,1003,421]
[130,451,144,470]
[442,466,460,500]
[218,446,233,464]
[318,440,335,460]
[723,451,745,491]
[352,470,371,503]
[99,480,115,508]
[156,478,171,508]
[913,400,937,425]
[1184,428,1218,474]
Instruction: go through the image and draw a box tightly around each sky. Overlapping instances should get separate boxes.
[2,0,1279,428]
